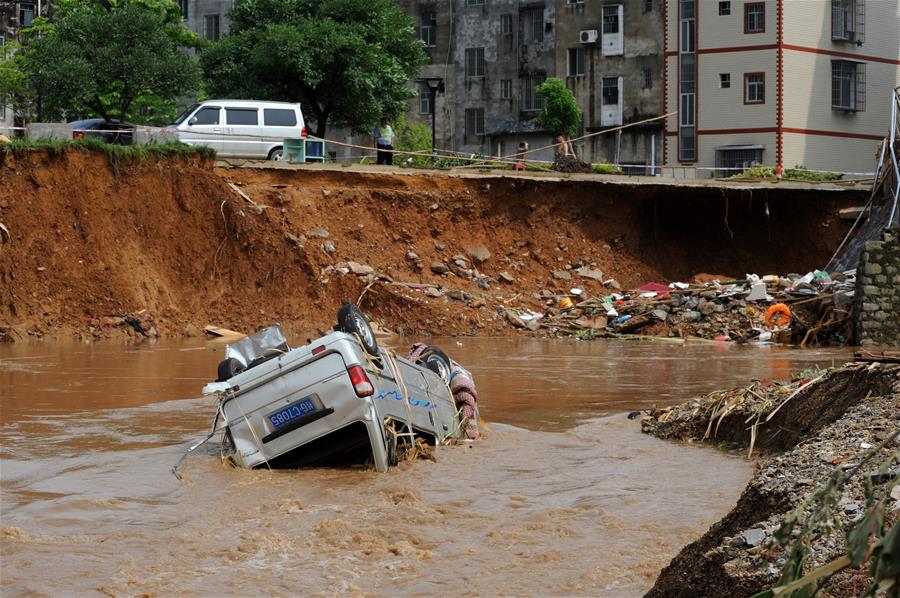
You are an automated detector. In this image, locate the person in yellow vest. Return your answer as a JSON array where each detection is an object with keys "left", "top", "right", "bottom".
[{"left": 373, "top": 117, "right": 396, "bottom": 165}]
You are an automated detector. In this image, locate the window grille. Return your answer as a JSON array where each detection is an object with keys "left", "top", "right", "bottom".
[
  {"left": 832, "top": 60, "right": 866, "bottom": 111},
  {"left": 832, "top": 0, "right": 865, "bottom": 43},
  {"left": 500, "top": 14, "right": 513, "bottom": 35},
  {"left": 524, "top": 9, "right": 544, "bottom": 43},
  {"left": 465, "top": 108, "right": 485, "bottom": 136},
  {"left": 602, "top": 77, "right": 619, "bottom": 105},
  {"left": 465, "top": 48, "right": 485, "bottom": 77},
  {"left": 500, "top": 79, "right": 512, "bottom": 99},
  {"left": 523, "top": 74, "right": 546, "bottom": 111},
  {"left": 643, "top": 67, "right": 652, "bottom": 89}
]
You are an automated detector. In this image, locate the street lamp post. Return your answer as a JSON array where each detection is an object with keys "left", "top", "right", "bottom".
[{"left": 423, "top": 77, "right": 444, "bottom": 160}]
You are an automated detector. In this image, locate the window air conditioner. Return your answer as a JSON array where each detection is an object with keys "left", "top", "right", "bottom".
[{"left": 579, "top": 30, "right": 599, "bottom": 44}]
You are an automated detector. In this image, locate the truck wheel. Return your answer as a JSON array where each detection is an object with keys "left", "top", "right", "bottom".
[
  {"left": 338, "top": 303, "right": 379, "bottom": 356},
  {"left": 421, "top": 347, "right": 452, "bottom": 384},
  {"left": 217, "top": 357, "right": 245, "bottom": 382}
]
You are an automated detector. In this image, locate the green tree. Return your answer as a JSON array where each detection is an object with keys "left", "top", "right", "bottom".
[
  {"left": 200, "top": 0, "right": 428, "bottom": 138},
  {"left": 394, "top": 117, "right": 432, "bottom": 167},
  {"left": 535, "top": 78, "right": 582, "bottom": 138},
  {"left": 20, "top": 2, "right": 201, "bottom": 123}
]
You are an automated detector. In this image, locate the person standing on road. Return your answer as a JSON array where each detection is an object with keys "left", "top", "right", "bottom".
[{"left": 373, "top": 117, "right": 396, "bottom": 166}]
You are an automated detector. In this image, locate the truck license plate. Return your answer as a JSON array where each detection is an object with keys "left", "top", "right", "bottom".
[{"left": 267, "top": 397, "right": 317, "bottom": 429}]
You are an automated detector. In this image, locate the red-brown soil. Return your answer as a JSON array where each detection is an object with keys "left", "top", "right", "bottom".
[{"left": 0, "top": 149, "right": 864, "bottom": 342}]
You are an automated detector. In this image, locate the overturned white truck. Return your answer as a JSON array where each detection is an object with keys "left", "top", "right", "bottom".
[{"left": 202, "top": 305, "right": 464, "bottom": 471}]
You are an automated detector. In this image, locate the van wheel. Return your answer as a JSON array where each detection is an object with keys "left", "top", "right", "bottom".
[
  {"left": 217, "top": 357, "right": 245, "bottom": 382},
  {"left": 420, "top": 347, "right": 452, "bottom": 384},
  {"left": 337, "top": 303, "right": 379, "bottom": 356},
  {"left": 268, "top": 147, "right": 284, "bottom": 161}
]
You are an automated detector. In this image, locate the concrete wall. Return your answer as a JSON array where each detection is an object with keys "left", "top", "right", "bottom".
[
  {"left": 855, "top": 228, "right": 900, "bottom": 347},
  {"left": 555, "top": 0, "right": 664, "bottom": 167},
  {"left": 183, "top": 0, "right": 235, "bottom": 41}
]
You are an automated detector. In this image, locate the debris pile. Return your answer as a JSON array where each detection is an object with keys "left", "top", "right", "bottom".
[
  {"left": 641, "top": 361, "right": 900, "bottom": 598},
  {"left": 533, "top": 270, "right": 857, "bottom": 346}
]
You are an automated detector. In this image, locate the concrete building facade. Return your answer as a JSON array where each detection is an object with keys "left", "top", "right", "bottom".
[
  {"left": 664, "top": 0, "right": 900, "bottom": 176},
  {"left": 1, "top": 1, "right": 49, "bottom": 127},
  {"left": 179, "top": 0, "right": 235, "bottom": 43},
  {"left": 554, "top": 0, "right": 665, "bottom": 171}
]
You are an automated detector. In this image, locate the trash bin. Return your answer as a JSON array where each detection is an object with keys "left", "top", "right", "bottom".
[{"left": 283, "top": 138, "right": 305, "bottom": 163}]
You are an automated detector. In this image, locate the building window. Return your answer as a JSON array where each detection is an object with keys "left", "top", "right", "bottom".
[
  {"left": 719, "top": 73, "right": 731, "bottom": 88},
  {"left": 602, "top": 5, "right": 620, "bottom": 35},
  {"left": 465, "top": 0, "right": 484, "bottom": 6},
  {"left": 567, "top": 48, "right": 585, "bottom": 77},
  {"left": 716, "top": 147, "right": 763, "bottom": 176},
  {"left": 419, "top": 82, "right": 431, "bottom": 114},
  {"left": 644, "top": 0, "right": 653, "bottom": 13},
  {"left": 19, "top": 3, "right": 36, "bottom": 26},
  {"left": 465, "top": 108, "right": 485, "bottom": 136},
  {"left": 523, "top": 74, "right": 546, "bottom": 111},
  {"left": 567, "top": 0, "right": 585, "bottom": 4},
  {"left": 500, "top": 79, "right": 512, "bottom": 99},
  {"left": 678, "top": 0, "right": 696, "bottom": 162},
  {"left": 465, "top": 48, "right": 485, "bottom": 77},
  {"left": 832, "top": 60, "right": 866, "bottom": 111},
  {"left": 744, "top": 2, "right": 765, "bottom": 33},
  {"left": 500, "top": 14, "right": 513, "bottom": 35},
  {"left": 832, "top": 0, "right": 865, "bottom": 43},
  {"left": 524, "top": 8, "right": 544, "bottom": 43},
  {"left": 420, "top": 13, "right": 436, "bottom": 47},
  {"left": 718, "top": 1, "right": 731, "bottom": 15},
  {"left": 203, "top": 14, "right": 220, "bottom": 41},
  {"left": 602, "top": 77, "right": 619, "bottom": 106},
  {"left": 744, "top": 72, "right": 765, "bottom": 104},
  {"left": 179, "top": 0, "right": 189, "bottom": 18},
  {"left": 642, "top": 67, "right": 652, "bottom": 89}
]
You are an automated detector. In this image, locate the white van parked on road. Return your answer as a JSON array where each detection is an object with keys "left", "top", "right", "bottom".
[{"left": 170, "top": 100, "right": 306, "bottom": 160}]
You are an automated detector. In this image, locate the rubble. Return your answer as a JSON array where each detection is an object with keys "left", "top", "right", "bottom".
[{"left": 642, "top": 362, "right": 900, "bottom": 598}]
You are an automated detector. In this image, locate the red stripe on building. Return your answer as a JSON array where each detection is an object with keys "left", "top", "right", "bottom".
[
  {"left": 697, "top": 44, "right": 778, "bottom": 54},
  {"left": 782, "top": 44, "right": 900, "bottom": 65},
  {"left": 699, "top": 127, "right": 778, "bottom": 135},
  {"left": 782, "top": 128, "right": 885, "bottom": 141}
]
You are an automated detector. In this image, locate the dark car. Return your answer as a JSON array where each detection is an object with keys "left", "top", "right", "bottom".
[{"left": 69, "top": 118, "right": 135, "bottom": 145}]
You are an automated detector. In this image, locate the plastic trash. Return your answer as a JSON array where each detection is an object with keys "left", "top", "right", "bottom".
[
  {"left": 746, "top": 282, "right": 767, "bottom": 301},
  {"left": 616, "top": 315, "right": 632, "bottom": 324}
]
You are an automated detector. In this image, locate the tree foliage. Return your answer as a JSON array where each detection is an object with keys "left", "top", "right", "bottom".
[
  {"left": 200, "top": 0, "right": 428, "bottom": 137},
  {"left": 18, "top": 1, "right": 200, "bottom": 123},
  {"left": 535, "top": 78, "right": 582, "bottom": 138}
]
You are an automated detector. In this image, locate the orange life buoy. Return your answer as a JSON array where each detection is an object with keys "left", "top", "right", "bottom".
[{"left": 764, "top": 303, "right": 792, "bottom": 328}]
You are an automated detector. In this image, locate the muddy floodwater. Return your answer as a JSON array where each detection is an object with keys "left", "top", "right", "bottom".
[{"left": 1, "top": 338, "right": 853, "bottom": 597}]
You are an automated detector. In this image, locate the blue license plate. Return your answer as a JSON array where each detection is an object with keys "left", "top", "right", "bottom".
[{"left": 267, "top": 397, "right": 317, "bottom": 429}]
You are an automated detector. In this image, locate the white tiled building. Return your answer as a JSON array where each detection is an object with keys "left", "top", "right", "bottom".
[{"left": 664, "top": 0, "right": 900, "bottom": 175}]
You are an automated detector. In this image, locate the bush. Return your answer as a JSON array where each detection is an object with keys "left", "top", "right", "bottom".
[
  {"left": 592, "top": 163, "right": 623, "bottom": 175},
  {"left": 783, "top": 165, "right": 843, "bottom": 182},
  {"left": 394, "top": 118, "right": 432, "bottom": 168}
]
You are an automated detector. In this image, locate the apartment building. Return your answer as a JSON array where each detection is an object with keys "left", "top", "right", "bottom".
[
  {"left": 179, "top": 0, "right": 235, "bottom": 43},
  {"left": 664, "top": 0, "right": 900, "bottom": 176},
  {"left": 555, "top": 0, "right": 664, "bottom": 171},
  {"left": 399, "top": 0, "right": 560, "bottom": 161},
  {"left": 1, "top": 1, "right": 52, "bottom": 127}
]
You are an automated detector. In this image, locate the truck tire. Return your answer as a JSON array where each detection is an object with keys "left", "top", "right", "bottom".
[
  {"left": 421, "top": 346, "right": 452, "bottom": 384},
  {"left": 337, "top": 303, "right": 379, "bottom": 356},
  {"left": 217, "top": 357, "right": 246, "bottom": 382}
]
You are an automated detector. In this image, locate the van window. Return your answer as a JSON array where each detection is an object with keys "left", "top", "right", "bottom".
[
  {"left": 193, "top": 106, "right": 220, "bottom": 125},
  {"left": 226, "top": 108, "right": 259, "bottom": 126},
  {"left": 264, "top": 108, "right": 297, "bottom": 127}
]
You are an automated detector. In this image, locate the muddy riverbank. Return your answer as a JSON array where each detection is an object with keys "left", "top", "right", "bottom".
[
  {"left": 640, "top": 361, "right": 900, "bottom": 598},
  {"left": 1, "top": 337, "right": 859, "bottom": 596},
  {"left": 0, "top": 148, "right": 862, "bottom": 343}
]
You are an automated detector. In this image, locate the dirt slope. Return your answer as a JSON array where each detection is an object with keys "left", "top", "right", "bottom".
[{"left": 0, "top": 149, "right": 862, "bottom": 341}]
